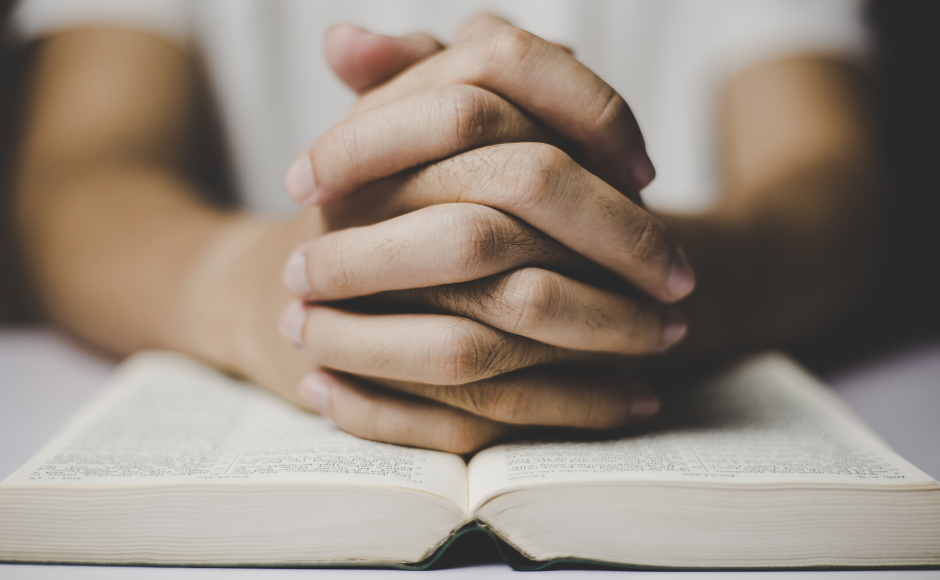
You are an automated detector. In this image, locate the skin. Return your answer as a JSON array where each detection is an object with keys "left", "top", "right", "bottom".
[{"left": 13, "top": 15, "right": 879, "bottom": 453}]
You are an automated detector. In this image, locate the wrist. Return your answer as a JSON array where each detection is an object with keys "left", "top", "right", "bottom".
[
  {"left": 173, "top": 215, "right": 282, "bottom": 372},
  {"left": 173, "top": 210, "right": 323, "bottom": 381}
]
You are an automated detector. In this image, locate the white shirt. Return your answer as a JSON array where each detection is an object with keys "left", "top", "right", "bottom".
[{"left": 13, "top": 0, "right": 866, "bottom": 215}]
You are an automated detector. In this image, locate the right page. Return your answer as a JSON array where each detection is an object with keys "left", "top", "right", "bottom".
[{"left": 468, "top": 352, "right": 937, "bottom": 513}]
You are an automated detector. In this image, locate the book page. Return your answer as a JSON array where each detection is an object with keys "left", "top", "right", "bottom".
[
  {"left": 3, "top": 352, "right": 468, "bottom": 511},
  {"left": 468, "top": 353, "right": 936, "bottom": 512}
]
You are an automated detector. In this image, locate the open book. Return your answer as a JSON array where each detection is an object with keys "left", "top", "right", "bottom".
[{"left": 1, "top": 351, "right": 938, "bottom": 569}]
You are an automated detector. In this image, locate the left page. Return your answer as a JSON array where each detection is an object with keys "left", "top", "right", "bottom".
[{"left": 2, "top": 351, "right": 468, "bottom": 510}]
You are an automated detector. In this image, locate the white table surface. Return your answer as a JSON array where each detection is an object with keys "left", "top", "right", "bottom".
[{"left": 1, "top": 326, "right": 938, "bottom": 580}]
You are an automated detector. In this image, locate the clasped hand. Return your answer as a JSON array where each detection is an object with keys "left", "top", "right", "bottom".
[{"left": 277, "top": 15, "right": 695, "bottom": 453}]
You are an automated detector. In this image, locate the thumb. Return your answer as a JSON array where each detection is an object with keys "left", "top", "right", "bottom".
[{"left": 325, "top": 24, "right": 443, "bottom": 94}]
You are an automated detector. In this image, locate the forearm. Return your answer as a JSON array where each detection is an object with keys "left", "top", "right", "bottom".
[
  {"left": 650, "top": 57, "right": 881, "bottom": 360},
  {"left": 16, "top": 157, "right": 325, "bottom": 403},
  {"left": 16, "top": 162, "right": 235, "bottom": 355},
  {"left": 12, "top": 28, "right": 312, "bottom": 376},
  {"left": 658, "top": 159, "right": 881, "bottom": 358}
]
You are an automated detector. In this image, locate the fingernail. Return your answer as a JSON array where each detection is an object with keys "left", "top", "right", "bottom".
[
  {"left": 333, "top": 23, "right": 379, "bottom": 39},
  {"left": 332, "top": 23, "right": 367, "bottom": 35},
  {"left": 664, "top": 247, "right": 695, "bottom": 301},
  {"left": 285, "top": 155, "right": 316, "bottom": 205},
  {"left": 627, "top": 152, "right": 655, "bottom": 190},
  {"left": 283, "top": 250, "right": 312, "bottom": 296},
  {"left": 660, "top": 309, "right": 687, "bottom": 350},
  {"left": 278, "top": 301, "right": 306, "bottom": 345},
  {"left": 630, "top": 387, "right": 660, "bottom": 419},
  {"left": 299, "top": 373, "right": 332, "bottom": 416}
]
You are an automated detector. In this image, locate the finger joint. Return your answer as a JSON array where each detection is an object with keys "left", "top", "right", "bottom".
[
  {"left": 481, "top": 27, "right": 538, "bottom": 77},
  {"left": 499, "top": 268, "right": 560, "bottom": 335},
  {"left": 440, "top": 86, "right": 492, "bottom": 154}
]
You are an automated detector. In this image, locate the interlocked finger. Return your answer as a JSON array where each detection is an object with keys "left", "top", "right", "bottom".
[
  {"left": 296, "top": 366, "right": 660, "bottom": 453},
  {"left": 284, "top": 203, "right": 590, "bottom": 302},
  {"left": 279, "top": 303, "right": 571, "bottom": 385},
  {"left": 374, "top": 367, "right": 660, "bottom": 429},
  {"left": 318, "top": 144, "right": 694, "bottom": 303},
  {"left": 369, "top": 267, "right": 687, "bottom": 354},
  {"left": 298, "top": 370, "right": 516, "bottom": 454},
  {"left": 349, "top": 23, "right": 654, "bottom": 194},
  {"left": 291, "top": 85, "right": 557, "bottom": 205}
]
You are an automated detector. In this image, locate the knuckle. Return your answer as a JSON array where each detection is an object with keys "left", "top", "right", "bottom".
[
  {"left": 475, "top": 383, "right": 534, "bottom": 424},
  {"left": 499, "top": 143, "right": 571, "bottom": 213},
  {"left": 432, "top": 322, "right": 535, "bottom": 385},
  {"left": 591, "top": 89, "right": 630, "bottom": 137},
  {"left": 432, "top": 323, "right": 491, "bottom": 384},
  {"left": 438, "top": 86, "right": 491, "bottom": 153},
  {"left": 448, "top": 206, "right": 504, "bottom": 277},
  {"left": 483, "top": 26, "right": 538, "bottom": 73},
  {"left": 624, "top": 217, "right": 669, "bottom": 268},
  {"left": 499, "top": 268, "right": 559, "bottom": 334}
]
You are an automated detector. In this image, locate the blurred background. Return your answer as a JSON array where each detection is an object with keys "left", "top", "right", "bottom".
[
  {"left": 1, "top": 0, "right": 31, "bottom": 323},
  {"left": 790, "top": 0, "right": 940, "bottom": 371},
  {"left": 1, "top": 0, "right": 938, "bottom": 369}
]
